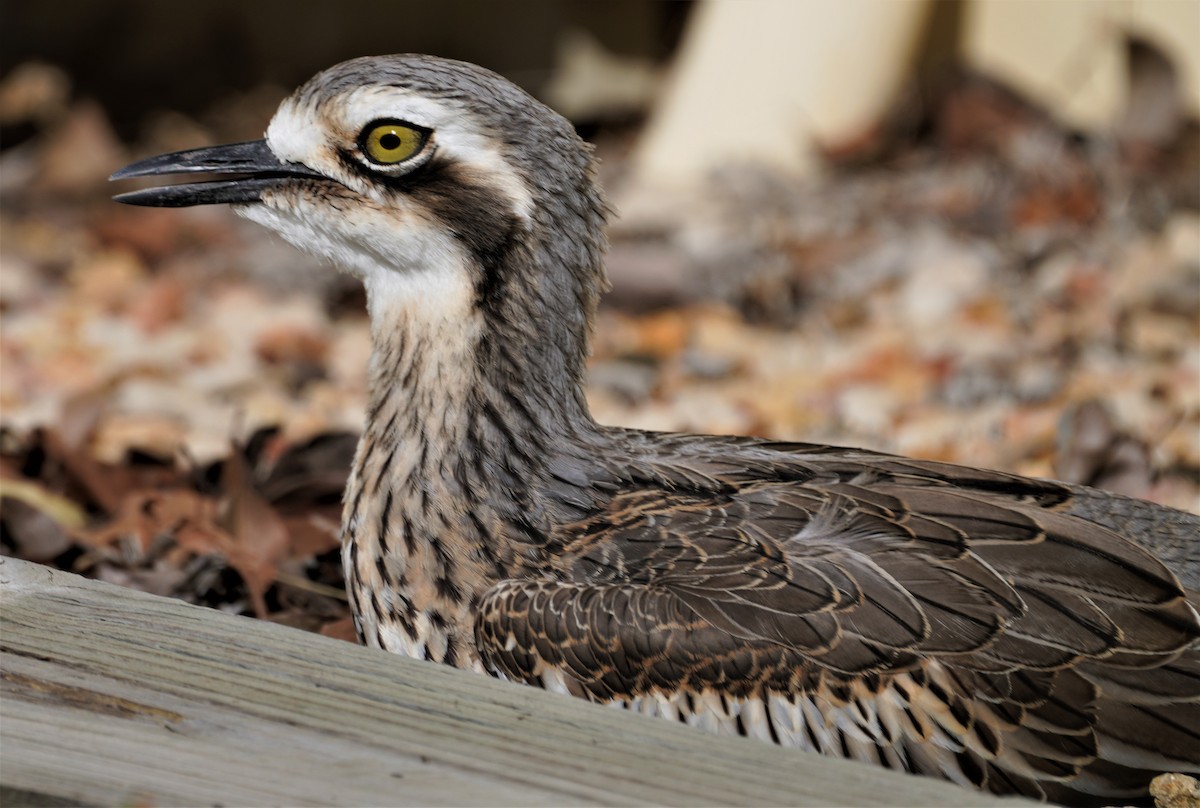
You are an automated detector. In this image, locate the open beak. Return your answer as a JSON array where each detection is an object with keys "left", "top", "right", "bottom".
[{"left": 110, "top": 139, "right": 326, "bottom": 207}]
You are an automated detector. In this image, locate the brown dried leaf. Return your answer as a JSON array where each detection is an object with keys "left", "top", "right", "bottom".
[
  {"left": 81, "top": 488, "right": 223, "bottom": 555},
  {"left": 40, "top": 428, "right": 127, "bottom": 514},
  {"left": 281, "top": 511, "right": 341, "bottom": 559},
  {"left": 319, "top": 616, "right": 359, "bottom": 643},
  {"left": 218, "top": 447, "right": 290, "bottom": 617}
]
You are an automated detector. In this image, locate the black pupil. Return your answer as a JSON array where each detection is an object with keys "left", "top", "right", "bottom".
[{"left": 379, "top": 132, "right": 402, "bottom": 150}]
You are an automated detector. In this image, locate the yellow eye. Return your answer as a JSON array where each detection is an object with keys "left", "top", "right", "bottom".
[{"left": 360, "top": 121, "right": 428, "bottom": 165}]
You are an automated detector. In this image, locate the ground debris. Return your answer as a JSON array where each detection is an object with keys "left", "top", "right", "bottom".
[
  {"left": 0, "top": 425, "right": 353, "bottom": 633},
  {"left": 1, "top": 60, "right": 1196, "bottom": 628}
]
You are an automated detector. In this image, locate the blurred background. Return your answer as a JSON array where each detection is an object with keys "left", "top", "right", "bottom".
[{"left": 2, "top": 0, "right": 1197, "bottom": 632}]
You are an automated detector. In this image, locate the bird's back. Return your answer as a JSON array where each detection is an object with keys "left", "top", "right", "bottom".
[{"left": 476, "top": 430, "right": 1200, "bottom": 804}]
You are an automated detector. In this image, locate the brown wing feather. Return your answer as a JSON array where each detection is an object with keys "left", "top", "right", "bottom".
[{"left": 475, "top": 441, "right": 1200, "bottom": 802}]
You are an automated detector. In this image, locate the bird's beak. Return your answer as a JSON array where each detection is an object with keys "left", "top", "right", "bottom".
[{"left": 110, "top": 139, "right": 325, "bottom": 207}]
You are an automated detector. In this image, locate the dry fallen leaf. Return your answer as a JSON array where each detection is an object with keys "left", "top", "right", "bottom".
[
  {"left": 319, "top": 616, "right": 359, "bottom": 643},
  {"left": 81, "top": 488, "right": 224, "bottom": 556},
  {"left": 217, "top": 446, "right": 291, "bottom": 617}
]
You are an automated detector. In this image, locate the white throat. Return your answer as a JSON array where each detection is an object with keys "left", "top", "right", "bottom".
[{"left": 359, "top": 250, "right": 484, "bottom": 423}]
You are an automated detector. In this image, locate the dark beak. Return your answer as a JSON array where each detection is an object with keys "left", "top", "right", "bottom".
[{"left": 110, "top": 139, "right": 326, "bottom": 207}]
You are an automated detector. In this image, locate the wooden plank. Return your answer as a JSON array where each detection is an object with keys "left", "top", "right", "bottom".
[{"left": 0, "top": 557, "right": 1029, "bottom": 807}]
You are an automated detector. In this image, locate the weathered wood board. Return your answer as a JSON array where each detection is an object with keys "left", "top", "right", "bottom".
[{"left": 0, "top": 556, "right": 1029, "bottom": 807}]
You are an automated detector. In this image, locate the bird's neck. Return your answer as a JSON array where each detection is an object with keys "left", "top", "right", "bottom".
[{"left": 341, "top": 260, "right": 598, "bottom": 665}]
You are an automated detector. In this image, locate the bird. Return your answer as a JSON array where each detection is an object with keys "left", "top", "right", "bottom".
[{"left": 112, "top": 54, "right": 1199, "bottom": 805}]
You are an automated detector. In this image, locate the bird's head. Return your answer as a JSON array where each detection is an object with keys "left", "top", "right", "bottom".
[{"left": 112, "top": 54, "right": 609, "bottom": 350}]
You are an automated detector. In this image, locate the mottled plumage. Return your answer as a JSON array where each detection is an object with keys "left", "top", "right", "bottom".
[{"left": 113, "top": 54, "right": 1199, "bottom": 805}]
